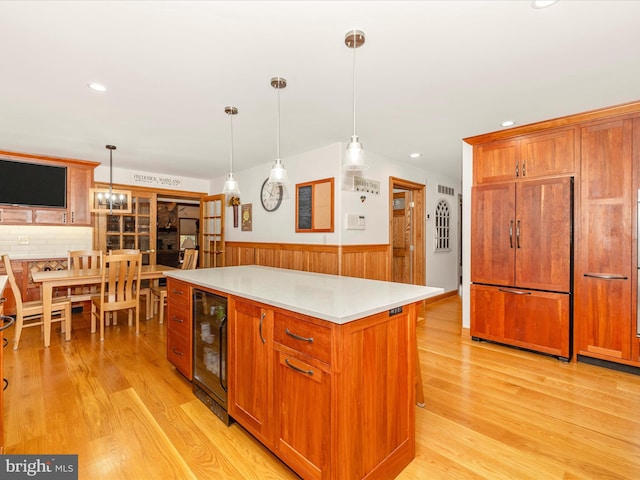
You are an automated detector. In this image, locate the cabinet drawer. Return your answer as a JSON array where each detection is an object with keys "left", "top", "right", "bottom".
[
  {"left": 167, "top": 330, "right": 191, "bottom": 379},
  {"left": 274, "top": 312, "right": 331, "bottom": 364},
  {"left": 167, "top": 300, "right": 190, "bottom": 338},
  {"left": 166, "top": 278, "right": 190, "bottom": 307}
]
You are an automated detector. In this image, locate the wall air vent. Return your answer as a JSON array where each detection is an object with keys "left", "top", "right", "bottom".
[{"left": 437, "top": 184, "right": 455, "bottom": 196}]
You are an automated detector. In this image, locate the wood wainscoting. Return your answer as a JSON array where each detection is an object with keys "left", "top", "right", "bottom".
[{"left": 225, "top": 242, "right": 391, "bottom": 280}]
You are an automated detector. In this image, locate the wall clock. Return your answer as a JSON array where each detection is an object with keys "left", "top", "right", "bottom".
[{"left": 260, "top": 178, "right": 283, "bottom": 212}]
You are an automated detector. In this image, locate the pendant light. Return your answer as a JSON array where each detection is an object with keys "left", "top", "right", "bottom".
[
  {"left": 222, "top": 106, "right": 241, "bottom": 198},
  {"left": 344, "top": 29, "right": 368, "bottom": 170},
  {"left": 268, "top": 76, "right": 289, "bottom": 185},
  {"left": 89, "top": 144, "right": 132, "bottom": 214}
]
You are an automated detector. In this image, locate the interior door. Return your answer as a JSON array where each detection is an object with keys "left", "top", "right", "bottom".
[
  {"left": 200, "top": 194, "right": 225, "bottom": 268},
  {"left": 392, "top": 191, "right": 412, "bottom": 284}
]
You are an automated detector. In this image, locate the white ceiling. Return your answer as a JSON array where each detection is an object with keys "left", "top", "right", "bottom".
[{"left": 1, "top": 1, "right": 639, "bottom": 184}]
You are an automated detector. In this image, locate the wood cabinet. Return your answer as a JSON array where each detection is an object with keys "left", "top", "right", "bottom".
[
  {"left": 228, "top": 297, "right": 272, "bottom": 446},
  {"left": 471, "top": 166, "right": 573, "bottom": 358},
  {"left": 228, "top": 296, "right": 416, "bottom": 480},
  {"left": 0, "top": 151, "right": 97, "bottom": 226},
  {"left": 166, "top": 278, "right": 192, "bottom": 379},
  {"left": 575, "top": 118, "right": 635, "bottom": 362},
  {"left": 471, "top": 177, "right": 572, "bottom": 291},
  {"left": 474, "top": 128, "right": 575, "bottom": 184},
  {"left": 272, "top": 312, "right": 331, "bottom": 480},
  {"left": 471, "top": 284, "right": 571, "bottom": 359},
  {"left": 94, "top": 187, "right": 157, "bottom": 265},
  {"left": 67, "top": 165, "right": 93, "bottom": 225}
]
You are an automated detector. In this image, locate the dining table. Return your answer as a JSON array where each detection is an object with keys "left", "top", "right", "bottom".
[{"left": 32, "top": 264, "right": 177, "bottom": 346}]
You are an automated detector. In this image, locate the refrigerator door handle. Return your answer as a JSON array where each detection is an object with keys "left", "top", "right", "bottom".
[{"left": 509, "top": 220, "right": 514, "bottom": 248}]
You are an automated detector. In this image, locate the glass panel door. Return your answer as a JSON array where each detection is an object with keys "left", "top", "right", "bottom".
[
  {"left": 95, "top": 187, "right": 157, "bottom": 265},
  {"left": 200, "top": 194, "right": 225, "bottom": 268}
]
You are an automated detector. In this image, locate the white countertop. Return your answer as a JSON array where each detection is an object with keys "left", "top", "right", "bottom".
[
  {"left": 166, "top": 266, "right": 444, "bottom": 324},
  {"left": 0, "top": 275, "right": 7, "bottom": 298}
]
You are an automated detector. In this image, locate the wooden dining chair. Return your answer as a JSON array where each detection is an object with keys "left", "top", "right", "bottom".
[
  {"left": 91, "top": 252, "right": 142, "bottom": 341},
  {"left": 151, "top": 249, "right": 198, "bottom": 324},
  {"left": 108, "top": 249, "right": 152, "bottom": 319},
  {"left": 67, "top": 250, "right": 103, "bottom": 306},
  {"left": 2, "top": 254, "right": 72, "bottom": 349}
]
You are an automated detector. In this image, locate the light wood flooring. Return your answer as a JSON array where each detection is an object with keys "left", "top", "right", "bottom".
[{"left": 3, "top": 296, "right": 640, "bottom": 479}]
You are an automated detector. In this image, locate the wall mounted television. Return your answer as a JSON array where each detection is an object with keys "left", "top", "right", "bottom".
[{"left": 0, "top": 158, "right": 67, "bottom": 208}]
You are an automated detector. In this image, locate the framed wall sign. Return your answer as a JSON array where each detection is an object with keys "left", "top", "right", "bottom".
[
  {"left": 296, "top": 177, "right": 334, "bottom": 233},
  {"left": 241, "top": 203, "right": 252, "bottom": 231}
]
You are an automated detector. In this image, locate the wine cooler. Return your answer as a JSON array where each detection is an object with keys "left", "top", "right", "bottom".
[{"left": 192, "top": 288, "right": 231, "bottom": 425}]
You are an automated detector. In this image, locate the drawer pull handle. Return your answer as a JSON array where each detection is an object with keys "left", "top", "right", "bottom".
[
  {"left": 285, "top": 328, "right": 314, "bottom": 343},
  {"left": 172, "top": 289, "right": 184, "bottom": 295},
  {"left": 583, "top": 273, "right": 628, "bottom": 280},
  {"left": 172, "top": 347, "right": 184, "bottom": 357},
  {"left": 498, "top": 288, "right": 531, "bottom": 295},
  {"left": 171, "top": 316, "right": 184, "bottom": 324},
  {"left": 0, "top": 297, "right": 6, "bottom": 304},
  {"left": 285, "top": 358, "right": 313, "bottom": 376}
]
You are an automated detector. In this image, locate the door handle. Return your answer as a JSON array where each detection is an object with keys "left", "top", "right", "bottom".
[
  {"left": 509, "top": 220, "right": 514, "bottom": 248},
  {"left": 583, "top": 273, "right": 628, "bottom": 280}
]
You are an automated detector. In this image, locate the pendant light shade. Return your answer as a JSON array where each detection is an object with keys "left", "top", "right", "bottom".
[
  {"left": 222, "top": 106, "right": 241, "bottom": 198},
  {"left": 344, "top": 29, "right": 368, "bottom": 170},
  {"left": 268, "top": 76, "right": 289, "bottom": 185}
]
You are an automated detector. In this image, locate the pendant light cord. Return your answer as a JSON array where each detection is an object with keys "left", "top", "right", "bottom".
[
  {"left": 108, "top": 146, "right": 113, "bottom": 214},
  {"left": 352, "top": 35, "right": 357, "bottom": 138},
  {"left": 229, "top": 113, "right": 234, "bottom": 173},
  {"left": 276, "top": 81, "right": 281, "bottom": 159}
]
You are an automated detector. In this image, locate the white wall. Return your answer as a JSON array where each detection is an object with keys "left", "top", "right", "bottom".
[
  {"left": 461, "top": 141, "right": 473, "bottom": 329},
  {"left": 212, "top": 142, "right": 461, "bottom": 293},
  {"left": 95, "top": 165, "right": 210, "bottom": 194}
]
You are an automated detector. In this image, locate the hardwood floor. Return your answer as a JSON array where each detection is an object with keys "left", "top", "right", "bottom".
[{"left": 3, "top": 296, "right": 640, "bottom": 479}]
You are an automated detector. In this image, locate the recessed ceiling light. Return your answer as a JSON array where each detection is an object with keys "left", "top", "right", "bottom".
[
  {"left": 88, "top": 83, "right": 107, "bottom": 92},
  {"left": 501, "top": 120, "right": 515, "bottom": 127},
  {"left": 531, "top": 0, "right": 558, "bottom": 9},
  {"left": 409, "top": 153, "right": 422, "bottom": 159}
]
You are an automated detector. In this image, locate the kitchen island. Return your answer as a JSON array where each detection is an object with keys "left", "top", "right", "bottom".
[{"left": 165, "top": 266, "right": 443, "bottom": 480}]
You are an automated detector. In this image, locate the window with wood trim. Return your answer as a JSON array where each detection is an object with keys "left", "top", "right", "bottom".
[{"left": 434, "top": 199, "right": 451, "bottom": 252}]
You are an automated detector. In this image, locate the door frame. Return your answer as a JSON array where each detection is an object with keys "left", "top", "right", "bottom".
[{"left": 389, "top": 177, "right": 425, "bottom": 285}]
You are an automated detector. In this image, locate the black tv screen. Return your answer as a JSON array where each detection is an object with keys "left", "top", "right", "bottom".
[{"left": 0, "top": 159, "right": 67, "bottom": 208}]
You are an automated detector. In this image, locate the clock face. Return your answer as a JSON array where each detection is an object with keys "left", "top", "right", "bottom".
[{"left": 260, "top": 178, "right": 283, "bottom": 212}]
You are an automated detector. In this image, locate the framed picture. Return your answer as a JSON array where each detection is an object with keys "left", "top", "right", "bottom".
[
  {"left": 295, "top": 177, "right": 334, "bottom": 232},
  {"left": 241, "top": 203, "right": 252, "bottom": 231}
]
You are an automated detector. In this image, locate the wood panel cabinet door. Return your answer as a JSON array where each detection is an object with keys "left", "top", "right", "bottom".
[
  {"left": 520, "top": 128, "right": 575, "bottom": 179},
  {"left": 516, "top": 177, "right": 572, "bottom": 292},
  {"left": 576, "top": 118, "right": 634, "bottom": 360},
  {"left": 273, "top": 349, "right": 331, "bottom": 480},
  {"left": 67, "top": 166, "right": 93, "bottom": 225},
  {"left": 228, "top": 298, "right": 272, "bottom": 446},
  {"left": 474, "top": 139, "right": 519, "bottom": 184},
  {"left": 33, "top": 208, "right": 67, "bottom": 224},
  {"left": 471, "top": 183, "right": 515, "bottom": 285},
  {"left": 471, "top": 284, "right": 570, "bottom": 359}
]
